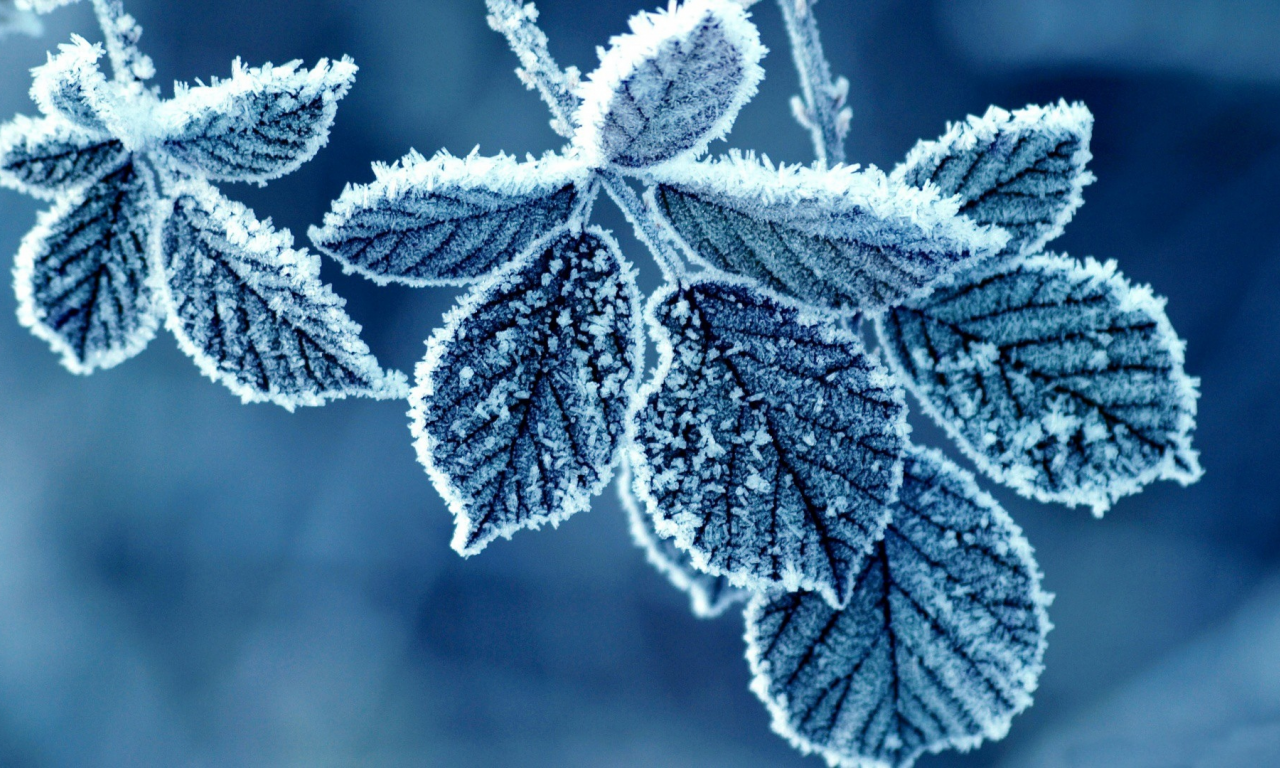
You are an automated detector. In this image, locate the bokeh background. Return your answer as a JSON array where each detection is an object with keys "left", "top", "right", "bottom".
[{"left": 1, "top": 0, "right": 1278, "bottom": 765}]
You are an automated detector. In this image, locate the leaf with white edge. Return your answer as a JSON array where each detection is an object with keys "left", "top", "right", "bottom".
[
  {"left": 30, "top": 36, "right": 111, "bottom": 132},
  {"left": 878, "top": 254, "right": 1202, "bottom": 515},
  {"left": 156, "top": 57, "right": 356, "bottom": 184},
  {"left": 159, "top": 180, "right": 408, "bottom": 409},
  {"left": 574, "top": 0, "right": 765, "bottom": 170},
  {"left": 309, "top": 150, "right": 589, "bottom": 286},
  {"left": 620, "top": 459, "right": 749, "bottom": 619},
  {"left": 629, "top": 279, "right": 907, "bottom": 609},
  {"left": 14, "top": 160, "right": 160, "bottom": 373},
  {"left": 649, "top": 154, "right": 1009, "bottom": 312},
  {"left": 410, "top": 227, "right": 642, "bottom": 555},
  {"left": 0, "top": 116, "right": 126, "bottom": 198},
  {"left": 893, "top": 102, "right": 1094, "bottom": 260},
  {"left": 745, "top": 445, "right": 1050, "bottom": 768}
]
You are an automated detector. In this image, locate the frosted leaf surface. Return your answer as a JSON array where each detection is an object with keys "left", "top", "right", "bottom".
[
  {"left": 878, "top": 254, "right": 1202, "bottom": 515},
  {"left": 159, "top": 180, "right": 408, "bottom": 409},
  {"left": 410, "top": 228, "right": 642, "bottom": 556},
  {"left": 574, "top": 0, "right": 765, "bottom": 170},
  {"left": 0, "top": 116, "right": 125, "bottom": 198},
  {"left": 650, "top": 155, "right": 1009, "bottom": 312},
  {"left": 745, "top": 445, "right": 1049, "bottom": 768},
  {"left": 620, "top": 459, "right": 749, "bottom": 619},
  {"left": 30, "top": 36, "right": 110, "bottom": 132},
  {"left": 893, "top": 102, "right": 1094, "bottom": 260},
  {"left": 14, "top": 160, "right": 159, "bottom": 373},
  {"left": 309, "top": 151, "right": 587, "bottom": 286},
  {"left": 629, "top": 279, "right": 907, "bottom": 608},
  {"left": 157, "top": 57, "right": 356, "bottom": 184}
]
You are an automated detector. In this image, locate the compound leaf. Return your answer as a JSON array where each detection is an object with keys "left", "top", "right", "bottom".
[
  {"left": 745, "top": 445, "right": 1050, "bottom": 768},
  {"left": 878, "top": 254, "right": 1202, "bottom": 515},
  {"left": 14, "top": 159, "right": 159, "bottom": 373},
  {"left": 159, "top": 180, "right": 408, "bottom": 409},
  {"left": 650, "top": 155, "right": 1008, "bottom": 312},
  {"left": 629, "top": 278, "right": 907, "bottom": 609},
  {"left": 309, "top": 150, "right": 587, "bottom": 286},
  {"left": 0, "top": 115, "right": 126, "bottom": 199},
  {"left": 157, "top": 57, "right": 356, "bottom": 184},
  {"left": 410, "top": 227, "right": 642, "bottom": 555},
  {"left": 620, "top": 459, "right": 749, "bottom": 619},
  {"left": 893, "top": 102, "right": 1094, "bottom": 260},
  {"left": 29, "top": 36, "right": 111, "bottom": 133},
  {"left": 574, "top": 0, "right": 764, "bottom": 170}
]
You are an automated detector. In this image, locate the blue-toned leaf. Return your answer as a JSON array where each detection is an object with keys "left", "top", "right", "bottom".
[
  {"left": 156, "top": 57, "right": 356, "bottom": 184},
  {"left": 14, "top": 159, "right": 159, "bottom": 373},
  {"left": 158, "top": 180, "right": 408, "bottom": 409},
  {"left": 410, "top": 227, "right": 642, "bottom": 555},
  {"left": 29, "top": 36, "right": 111, "bottom": 132},
  {"left": 629, "top": 279, "right": 908, "bottom": 608},
  {"left": 574, "top": 0, "right": 765, "bottom": 170},
  {"left": 649, "top": 154, "right": 1009, "bottom": 312},
  {"left": 0, "top": 116, "right": 126, "bottom": 198},
  {"left": 620, "top": 459, "right": 749, "bottom": 619},
  {"left": 893, "top": 102, "right": 1094, "bottom": 260},
  {"left": 746, "top": 445, "right": 1049, "bottom": 768},
  {"left": 309, "top": 150, "right": 588, "bottom": 287},
  {"left": 878, "top": 254, "right": 1202, "bottom": 515}
]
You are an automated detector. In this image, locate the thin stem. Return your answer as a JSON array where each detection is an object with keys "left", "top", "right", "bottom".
[
  {"left": 777, "top": 0, "right": 850, "bottom": 168},
  {"left": 600, "top": 170, "right": 686, "bottom": 280},
  {"left": 89, "top": 0, "right": 152, "bottom": 83},
  {"left": 484, "top": 0, "right": 581, "bottom": 138}
]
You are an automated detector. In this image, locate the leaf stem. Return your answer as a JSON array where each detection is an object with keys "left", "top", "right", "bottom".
[
  {"left": 89, "top": 0, "right": 152, "bottom": 83},
  {"left": 484, "top": 0, "right": 581, "bottom": 138},
  {"left": 776, "top": 0, "right": 849, "bottom": 168},
  {"left": 600, "top": 170, "right": 687, "bottom": 280}
]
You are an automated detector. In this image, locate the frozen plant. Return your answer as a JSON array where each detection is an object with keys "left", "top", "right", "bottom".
[{"left": 0, "top": 0, "right": 406, "bottom": 408}]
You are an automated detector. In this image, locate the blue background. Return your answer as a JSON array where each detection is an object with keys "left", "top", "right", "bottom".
[{"left": 0, "top": 0, "right": 1278, "bottom": 765}]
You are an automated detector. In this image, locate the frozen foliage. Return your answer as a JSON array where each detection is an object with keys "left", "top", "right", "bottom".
[
  {"left": 878, "top": 255, "right": 1202, "bottom": 514},
  {"left": 893, "top": 102, "right": 1095, "bottom": 260},
  {"left": 409, "top": 228, "right": 642, "bottom": 556},
  {"left": 574, "top": 0, "right": 765, "bottom": 170},
  {"left": 629, "top": 279, "right": 907, "bottom": 608},
  {"left": 745, "top": 445, "right": 1050, "bottom": 768},
  {"left": 620, "top": 460, "right": 749, "bottom": 618},
  {"left": 310, "top": 151, "right": 588, "bottom": 286},
  {"left": 649, "top": 153, "right": 1010, "bottom": 311},
  {"left": 0, "top": 0, "right": 402, "bottom": 406}
]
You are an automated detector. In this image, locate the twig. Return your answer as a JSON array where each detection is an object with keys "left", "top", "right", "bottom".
[
  {"left": 89, "top": 0, "right": 153, "bottom": 83},
  {"left": 776, "top": 0, "right": 850, "bottom": 168}
]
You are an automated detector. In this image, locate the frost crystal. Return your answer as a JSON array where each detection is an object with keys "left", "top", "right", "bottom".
[
  {"left": 649, "top": 153, "right": 1010, "bottom": 311},
  {"left": 410, "top": 228, "right": 642, "bottom": 555},
  {"left": 745, "top": 445, "right": 1050, "bottom": 768},
  {"left": 574, "top": 0, "right": 765, "bottom": 170},
  {"left": 879, "top": 254, "right": 1202, "bottom": 514},
  {"left": 29, "top": 37, "right": 111, "bottom": 132},
  {"left": 629, "top": 279, "right": 907, "bottom": 608},
  {"left": 310, "top": 151, "right": 588, "bottom": 286}
]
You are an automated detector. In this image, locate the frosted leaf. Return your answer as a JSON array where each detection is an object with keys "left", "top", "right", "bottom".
[
  {"left": 14, "top": 159, "right": 160, "bottom": 373},
  {"left": 309, "top": 150, "right": 589, "bottom": 286},
  {"left": 745, "top": 445, "right": 1050, "bottom": 768},
  {"left": 30, "top": 36, "right": 111, "bottom": 132},
  {"left": 157, "top": 57, "right": 357, "bottom": 184},
  {"left": 410, "top": 227, "right": 642, "bottom": 555},
  {"left": 649, "top": 154, "right": 1009, "bottom": 312},
  {"left": 0, "top": 115, "right": 126, "bottom": 198},
  {"left": 878, "top": 254, "right": 1202, "bottom": 515},
  {"left": 629, "top": 278, "right": 908, "bottom": 608},
  {"left": 574, "top": 0, "right": 765, "bottom": 170},
  {"left": 158, "top": 180, "right": 408, "bottom": 409},
  {"left": 893, "top": 102, "right": 1094, "bottom": 260},
  {"left": 620, "top": 459, "right": 749, "bottom": 619}
]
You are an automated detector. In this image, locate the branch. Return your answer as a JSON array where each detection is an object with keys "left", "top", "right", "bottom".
[
  {"left": 777, "top": 0, "right": 850, "bottom": 168},
  {"left": 484, "top": 0, "right": 581, "bottom": 138},
  {"left": 89, "top": 0, "right": 153, "bottom": 83}
]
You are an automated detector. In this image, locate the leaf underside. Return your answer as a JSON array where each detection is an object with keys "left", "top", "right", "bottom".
[
  {"left": 15, "top": 159, "right": 159, "bottom": 373},
  {"left": 746, "top": 445, "right": 1048, "bottom": 768},
  {"left": 411, "top": 228, "right": 642, "bottom": 555},
  {"left": 878, "top": 254, "right": 1201, "bottom": 514},
  {"left": 630, "top": 279, "right": 907, "bottom": 608}
]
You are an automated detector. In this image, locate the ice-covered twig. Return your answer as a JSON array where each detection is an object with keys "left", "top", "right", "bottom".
[
  {"left": 484, "top": 0, "right": 580, "bottom": 138},
  {"left": 600, "top": 169, "right": 686, "bottom": 278},
  {"left": 88, "top": 0, "right": 153, "bottom": 82},
  {"left": 776, "top": 0, "right": 850, "bottom": 168}
]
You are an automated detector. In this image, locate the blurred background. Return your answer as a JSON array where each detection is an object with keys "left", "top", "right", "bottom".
[{"left": 0, "top": 0, "right": 1278, "bottom": 765}]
